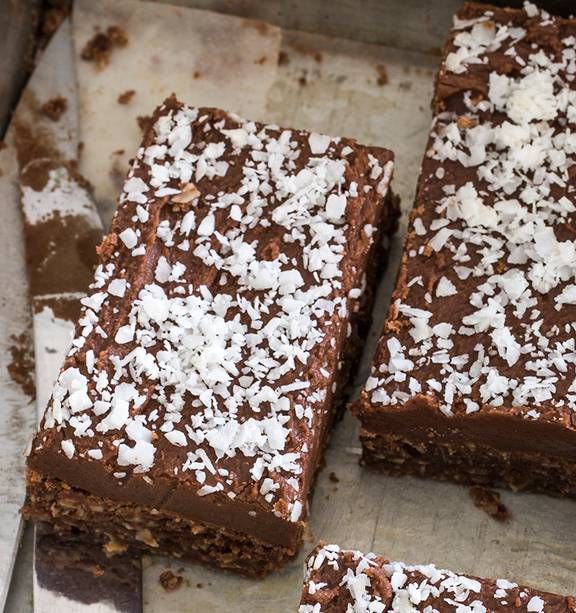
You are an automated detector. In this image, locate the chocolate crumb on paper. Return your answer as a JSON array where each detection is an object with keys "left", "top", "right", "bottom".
[
  {"left": 81, "top": 25, "right": 128, "bottom": 69},
  {"left": 159, "top": 569, "right": 183, "bottom": 592},
  {"left": 278, "top": 51, "right": 290, "bottom": 66},
  {"left": 469, "top": 486, "right": 511, "bottom": 523},
  {"left": 375, "top": 64, "right": 389, "bottom": 86},
  {"left": 117, "top": 90, "right": 135, "bottom": 105},
  {"left": 40, "top": 96, "right": 68, "bottom": 122}
]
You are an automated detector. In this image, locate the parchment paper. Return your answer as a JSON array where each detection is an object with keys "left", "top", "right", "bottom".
[
  {"left": 73, "top": 0, "right": 282, "bottom": 222},
  {"left": 6, "top": 3, "right": 576, "bottom": 612}
]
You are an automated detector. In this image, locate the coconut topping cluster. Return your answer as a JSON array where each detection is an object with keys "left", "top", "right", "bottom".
[
  {"left": 299, "top": 544, "right": 570, "bottom": 612},
  {"left": 38, "top": 99, "right": 393, "bottom": 521},
  {"left": 365, "top": 2, "right": 576, "bottom": 419}
]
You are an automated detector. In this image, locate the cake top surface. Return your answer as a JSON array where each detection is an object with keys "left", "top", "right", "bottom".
[
  {"left": 33, "top": 97, "right": 393, "bottom": 523},
  {"left": 299, "top": 543, "right": 576, "bottom": 613},
  {"left": 361, "top": 2, "right": 576, "bottom": 427}
]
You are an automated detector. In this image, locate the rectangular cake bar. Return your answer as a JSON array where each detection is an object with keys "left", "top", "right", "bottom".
[
  {"left": 23, "top": 97, "right": 398, "bottom": 576},
  {"left": 299, "top": 543, "right": 576, "bottom": 612},
  {"left": 353, "top": 2, "right": 576, "bottom": 495}
]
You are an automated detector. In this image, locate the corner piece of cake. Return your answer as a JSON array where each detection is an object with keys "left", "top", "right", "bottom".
[
  {"left": 353, "top": 2, "right": 576, "bottom": 496},
  {"left": 22, "top": 96, "right": 399, "bottom": 576},
  {"left": 299, "top": 543, "right": 576, "bottom": 612}
]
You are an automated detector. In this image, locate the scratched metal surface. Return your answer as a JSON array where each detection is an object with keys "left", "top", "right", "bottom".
[{"left": 5, "top": 2, "right": 576, "bottom": 612}]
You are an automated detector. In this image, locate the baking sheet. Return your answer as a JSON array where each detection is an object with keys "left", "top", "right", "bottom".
[{"left": 6, "top": 2, "right": 576, "bottom": 611}]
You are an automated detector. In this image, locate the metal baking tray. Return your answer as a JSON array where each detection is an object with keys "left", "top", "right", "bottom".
[{"left": 2, "top": 1, "right": 575, "bottom": 611}]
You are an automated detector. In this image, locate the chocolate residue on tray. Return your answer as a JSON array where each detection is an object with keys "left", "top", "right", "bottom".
[
  {"left": 7, "top": 331, "right": 35, "bottom": 399},
  {"left": 117, "top": 90, "right": 135, "bottom": 105},
  {"left": 24, "top": 210, "right": 101, "bottom": 298},
  {"left": 159, "top": 570, "right": 183, "bottom": 592},
  {"left": 12, "top": 109, "right": 61, "bottom": 170},
  {"left": 40, "top": 96, "right": 68, "bottom": 122},
  {"left": 375, "top": 64, "right": 389, "bottom": 86},
  {"left": 469, "top": 486, "right": 511, "bottom": 522},
  {"left": 81, "top": 25, "right": 128, "bottom": 69},
  {"left": 34, "top": 295, "right": 83, "bottom": 323}
]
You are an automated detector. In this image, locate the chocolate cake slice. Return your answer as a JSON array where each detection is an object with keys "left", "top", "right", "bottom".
[
  {"left": 354, "top": 2, "right": 576, "bottom": 496},
  {"left": 299, "top": 543, "right": 576, "bottom": 612},
  {"left": 23, "top": 97, "right": 399, "bottom": 576}
]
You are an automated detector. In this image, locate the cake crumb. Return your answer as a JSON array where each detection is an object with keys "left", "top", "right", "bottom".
[
  {"left": 81, "top": 25, "right": 128, "bottom": 69},
  {"left": 159, "top": 569, "right": 183, "bottom": 592},
  {"left": 469, "top": 486, "right": 511, "bottom": 522},
  {"left": 375, "top": 64, "right": 389, "bottom": 86},
  {"left": 328, "top": 472, "right": 339, "bottom": 483},
  {"left": 40, "top": 96, "right": 68, "bottom": 122},
  {"left": 457, "top": 115, "right": 479, "bottom": 129},
  {"left": 7, "top": 332, "right": 35, "bottom": 399},
  {"left": 117, "top": 90, "right": 135, "bottom": 105},
  {"left": 278, "top": 51, "right": 289, "bottom": 66}
]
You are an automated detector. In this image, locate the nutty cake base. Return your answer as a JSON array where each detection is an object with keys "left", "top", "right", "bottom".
[
  {"left": 360, "top": 430, "right": 576, "bottom": 498},
  {"left": 24, "top": 470, "right": 295, "bottom": 577}
]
